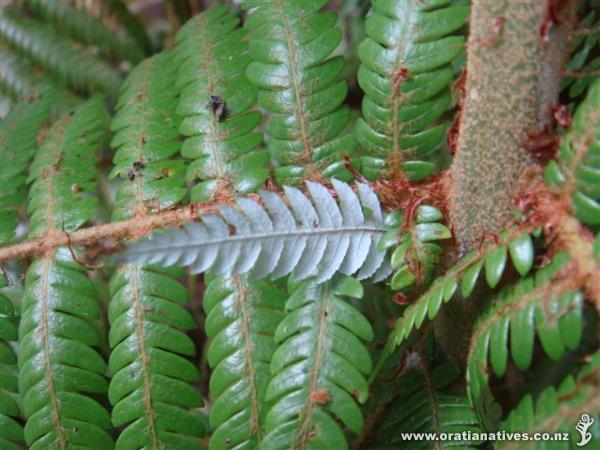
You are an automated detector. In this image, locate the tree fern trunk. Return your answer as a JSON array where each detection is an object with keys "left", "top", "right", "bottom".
[
  {"left": 449, "top": 0, "right": 574, "bottom": 253},
  {"left": 441, "top": 0, "right": 574, "bottom": 365}
]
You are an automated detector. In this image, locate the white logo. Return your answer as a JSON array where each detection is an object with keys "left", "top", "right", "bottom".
[{"left": 576, "top": 414, "right": 595, "bottom": 447}]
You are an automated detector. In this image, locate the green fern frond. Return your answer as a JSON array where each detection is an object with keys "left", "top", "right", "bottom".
[
  {"left": 108, "top": 264, "right": 206, "bottom": 450},
  {"left": 497, "top": 351, "right": 600, "bottom": 450},
  {"left": 173, "top": 5, "right": 268, "bottom": 203},
  {"left": 384, "top": 229, "right": 535, "bottom": 352},
  {"left": 262, "top": 275, "right": 373, "bottom": 449},
  {"left": 0, "top": 12, "right": 122, "bottom": 97},
  {"left": 125, "top": 180, "right": 390, "bottom": 283},
  {"left": 356, "top": 0, "right": 468, "bottom": 181},
  {"left": 379, "top": 205, "right": 452, "bottom": 291},
  {"left": 0, "top": 46, "right": 46, "bottom": 100},
  {"left": 107, "top": 50, "right": 206, "bottom": 449},
  {"left": 372, "top": 362, "right": 484, "bottom": 449},
  {"left": 0, "top": 84, "right": 59, "bottom": 243},
  {"left": 0, "top": 273, "right": 24, "bottom": 450},
  {"left": 545, "top": 78, "right": 600, "bottom": 225},
  {"left": 203, "top": 274, "right": 285, "bottom": 450},
  {"left": 27, "top": 96, "right": 109, "bottom": 237},
  {"left": 19, "top": 97, "right": 113, "bottom": 449},
  {"left": 110, "top": 50, "right": 187, "bottom": 220},
  {"left": 467, "top": 252, "right": 584, "bottom": 430},
  {"left": 244, "top": 0, "right": 357, "bottom": 186},
  {"left": 561, "top": 9, "right": 599, "bottom": 100},
  {"left": 23, "top": 0, "right": 145, "bottom": 63}
]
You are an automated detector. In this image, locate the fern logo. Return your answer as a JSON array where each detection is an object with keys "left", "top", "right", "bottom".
[{"left": 576, "top": 414, "right": 595, "bottom": 447}]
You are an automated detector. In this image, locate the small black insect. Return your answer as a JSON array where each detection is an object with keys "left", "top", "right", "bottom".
[
  {"left": 207, "top": 95, "right": 226, "bottom": 122},
  {"left": 132, "top": 160, "right": 145, "bottom": 170}
]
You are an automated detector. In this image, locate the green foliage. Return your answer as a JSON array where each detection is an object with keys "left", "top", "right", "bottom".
[
  {"left": 466, "top": 252, "right": 584, "bottom": 430},
  {"left": 23, "top": 0, "right": 145, "bottom": 63},
  {"left": 0, "top": 11, "right": 122, "bottom": 97},
  {"left": 244, "top": 0, "right": 357, "bottom": 186},
  {"left": 372, "top": 362, "right": 483, "bottom": 449},
  {"left": 497, "top": 351, "right": 600, "bottom": 449},
  {"left": 545, "top": 78, "right": 600, "bottom": 225},
  {"left": 108, "top": 49, "right": 205, "bottom": 449},
  {"left": 379, "top": 205, "right": 452, "bottom": 291},
  {"left": 0, "top": 84, "right": 58, "bottom": 243},
  {"left": 18, "top": 97, "right": 112, "bottom": 449},
  {"left": 384, "top": 229, "right": 535, "bottom": 352},
  {"left": 0, "top": 273, "right": 24, "bottom": 450},
  {"left": 204, "top": 275, "right": 285, "bottom": 450},
  {"left": 0, "top": 46, "right": 45, "bottom": 100},
  {"left": 356, "top": 0, "right": 468, "bottom": 181},
  {"left": 262, "top": 276, "right": 373, "bottom": 449},
  {"left": 1, "top": 3, "right": 599, "bottom": 450},
  {"left": 110, "top": 50, "right": 187, "bottom": 220},
  {"left": 108, "top": 264, "right": 206, "bottom": 450},
  {"left": 561, "top": 9, "right": 599, "bottom": 100},
  {"left": 19, "top": 249, "right": 114, "bottom": 450},
  {"left": 174, "top": 5, "right": 268, "bottom": 203},
  {"left": 27, "top": 97, "right": 109, "bottom": 237},
  {"left": 125, "top": 180, "right": 389, "bottom": 283}
]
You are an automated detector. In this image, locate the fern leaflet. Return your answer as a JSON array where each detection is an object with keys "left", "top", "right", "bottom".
[
  {"left": 245, "top": 0, "right": 357, "bottom": 186},
  {"left": 467, "top": 252, "right": 584, "bottom": 430},
  {"left": 174, "top": 5, "right": 269, "bottom": 203},
  {"left": 125, "top": 180, "right": 390, "bottom": 283},
  {"left": 0, "top": 273, "right": 24, "bottom": 450},
  {"left": 262, "top": 275, "right": 373, "bottom": 449},
  {"left": 0, "top": 11, "right": 122, "bottom": 97},
  {"left": 23, "top": 0, "right": 145, "bottom": 63},
  {"left": 356, "top": 0, "right": 468, "bottom": 181},
  {"left": 19, "top": 97, "right": 113, "bottom": 449}
]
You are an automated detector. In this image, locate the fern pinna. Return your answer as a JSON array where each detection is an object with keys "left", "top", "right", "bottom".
[
  {"left": 174, "top": 5, "right": 268, "bottom": 204},
  {"left": 18, "top": 97, "right": 113, "bottom": 449},
  {"left": 244, "top": 0, "right": 357, "bottom": 186},
  {"left": 356, "top": 0, "right": 468, "bottom": 181},
  {"left": 108, "top": 50, "right": 206, "bottom": 450}
]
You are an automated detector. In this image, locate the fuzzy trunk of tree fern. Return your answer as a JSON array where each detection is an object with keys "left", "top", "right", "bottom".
[{"left": 438, "top": 0, "right": 574, "bottom": 364}]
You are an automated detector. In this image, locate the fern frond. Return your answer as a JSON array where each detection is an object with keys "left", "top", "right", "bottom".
[
  {"left": 0, "top": 46, "right": 46, "bottom": 100},
  {"left": 384, "top": 229, "right": 535, "bottom": 351},
  {"left": 108, "top": 264, "right": 206, "bottom": 450},
  {"left": 27, "top": 96, "right": 110, "bottom": 237},
  {"left": 173, "top": 5, "right": 268, "bottom": 203},
  {"left": 497, "top": 351, "right": 600, "bottom": 450},
  {"left": 110, "top": 50, "right": 187, "bottom": 220},
  {"left": 204, "top": 274, "right": 285, "bottom": 450},
  {"left": 561, "top": 9, "right": 599, "bottom": 100},
  {"left": 0, "top": 84, "right": 59, "bottom": 243},
  {"left": 545, "top": 78, "right": 600, "bottom": 225},
  {"left": 107, "top": 50, "right": 206, "bottom": 449},
  {"left": 0, "top": 12, "right": 122, "bottom": 97},
  {"left": 467, "top": 252, "right": 584, "bottom": 429},
  {"left": 262, "top": 275, "right": 373, "bottom": 449},
  {"left": 244, "top": 0, "right": 357, "bottom": 186},
  {"left": 380, "top": 206, "right": 451, "bottom": 291},
  {"left": 356, "top": 0, "right": 468, "bottom": 181},
  {"left": 0, "top": 273, "right": 24, "bottom": 450},
  {"left": 372, "top": 362, "right": 484, "bottom": 449},
  {"left": 23, "top": 0, "right": 145, "bottom": 63},
  {"left": 19, "top": 97, "right": 113, "bottom": 449},
  {"left": 125, "top": 180, "right": 389, "bottom": 283}
]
